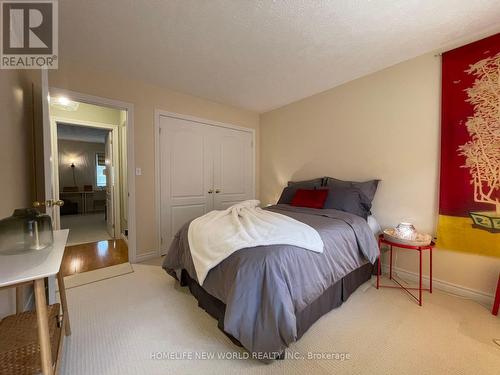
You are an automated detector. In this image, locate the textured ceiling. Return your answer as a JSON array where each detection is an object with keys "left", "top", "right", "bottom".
[
  {"left": 57, "top": 123, "right": 108, "bottom": 144},
  {"left": 59, "top": 1, "right": 500, "bottom": 112}
]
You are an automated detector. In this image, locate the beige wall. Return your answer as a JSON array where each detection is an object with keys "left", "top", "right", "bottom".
[
  {"left": 0, "top": 70, "right": 35, "bottom": 318},
  {"left": 49, "top": 62, "right": 260, "bottom": 256},
  {"left": 260, "top": 53, "right": 500, "bottom": 297}
]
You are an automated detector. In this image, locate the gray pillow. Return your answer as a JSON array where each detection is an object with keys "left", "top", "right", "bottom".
[
  {"left": 287, "top": 178, "right": 323, "bottom": 188},
  {"left": 277, "top": 182, "right": 323, "bottom": 205},
  {"left": 277, "top": 186, "right": 297, "bottom": 204},
  {"left": 324, "top": 177, "right": 379, "bottom": 204},
  {"left": 279, "top": 178, "right": 323, "bottom": 205},
  {"left": 322, "top": 186, "right": 371, "bottom": 219}
]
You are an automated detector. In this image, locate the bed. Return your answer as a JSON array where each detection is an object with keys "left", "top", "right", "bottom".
[{"left": 162, "top": 203, "right": 380, "bottom": 361}]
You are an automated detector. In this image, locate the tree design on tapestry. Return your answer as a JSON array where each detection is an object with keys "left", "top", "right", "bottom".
[{"left": 458, "top": 52, "right": 500, "bottom": 231}]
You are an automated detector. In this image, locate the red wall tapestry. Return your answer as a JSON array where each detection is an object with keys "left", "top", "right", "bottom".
[{"left": 438, "top": 33, "right": 499, "bottom": 257}]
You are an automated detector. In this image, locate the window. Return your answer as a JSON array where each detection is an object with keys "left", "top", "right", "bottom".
[{"left": 96, "top": 153, "right": 107, "bottom": 188}]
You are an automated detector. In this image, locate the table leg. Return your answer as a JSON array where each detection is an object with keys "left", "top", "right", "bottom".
[
  {"left": 429, "top": 247, "right": 433, "bottom": 293},
  {"left": 389, "top": 245, "right": 393, "bottom": 280},
  {"left": 492, "top": 275, "right": 500, "bottom": 316},
  {"left": 34, "top": 279, "right": 54, "bottom": 375},
  {"left": 419, "top": 250, "right": 422, "bottom": 306},
  {"left": 57, "top": 272, "right": 71, "bottom": 336}
]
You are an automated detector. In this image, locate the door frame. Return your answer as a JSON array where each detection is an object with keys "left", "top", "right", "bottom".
[
  {"left": 50, "top": 87, "right": 137, "bottom": 262},
  {"left": 51, "top": 116, "right": 121, "bottom": 237},
  {"left": 154, "top": 110, "right": 256, "bottom": 257}
]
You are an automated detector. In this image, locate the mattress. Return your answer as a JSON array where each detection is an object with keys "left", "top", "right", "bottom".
[{"left": 163, "top": 205, "right": 379, "bottom": 361}]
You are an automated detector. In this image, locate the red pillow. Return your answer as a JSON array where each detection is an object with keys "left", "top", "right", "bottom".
[{"left": 290, "top": 189, "right": 328, "bottom": 209}]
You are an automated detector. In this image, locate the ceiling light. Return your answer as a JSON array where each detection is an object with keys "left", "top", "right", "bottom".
[
  {"left": 50, "top": 96, "right": 80, "bottom": 111},
  {"left": 57, "top": 96, "right": 70, "bottom": 106}
]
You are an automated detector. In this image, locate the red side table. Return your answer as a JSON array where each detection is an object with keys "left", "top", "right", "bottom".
[
  {"left": 376, "top": 233, "right": 434, "bottom": 306},
  {"left": 492, "top": 273, "right": 500, "bottom": 316}
]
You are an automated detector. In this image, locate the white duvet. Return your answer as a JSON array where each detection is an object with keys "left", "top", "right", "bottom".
[{"left": 188, "top": 200, "right": 324, "bottom": 284}]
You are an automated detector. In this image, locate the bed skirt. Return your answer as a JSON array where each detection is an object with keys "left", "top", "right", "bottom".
[{"left": 174, "top": 261, "right": 375, "bottom": 350}]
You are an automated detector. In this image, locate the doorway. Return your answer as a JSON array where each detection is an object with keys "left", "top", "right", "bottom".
[
  {"left": 44, "top": 86, "right": 136, "bottom": 264},
  {"left": 49, "top": 100, "right": 130, "bottom": 276},
  {"left": 50, "top": 100, "right": 127, "bottom": 246}
]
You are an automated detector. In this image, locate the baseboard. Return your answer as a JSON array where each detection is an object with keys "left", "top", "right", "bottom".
[
  {"left": 381, "top": 263, "right": 494, "bottom": 307},
  {"left": 134, "top": 250, "right": 158, "bottom": 263}
]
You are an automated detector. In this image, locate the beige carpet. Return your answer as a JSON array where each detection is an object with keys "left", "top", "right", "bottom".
[{"left": 58, "top": 264, "right": 500, "bottom": 375}]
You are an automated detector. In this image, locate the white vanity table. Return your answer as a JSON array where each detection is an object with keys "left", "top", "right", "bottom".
[{"left": 0, "top": 229, "right": 70, "bottom": 375}]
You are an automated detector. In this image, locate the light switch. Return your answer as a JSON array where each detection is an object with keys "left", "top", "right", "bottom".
[{"left": 135, "top": 167, "right": 142, "bottom": 176}]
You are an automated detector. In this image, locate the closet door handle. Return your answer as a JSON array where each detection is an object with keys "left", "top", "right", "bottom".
[
  {"left": 208, "top": 190, "right": 214, "bottom": 194},
  {"left": 215, "top": 189, "right": 221, "bottom": 194}
]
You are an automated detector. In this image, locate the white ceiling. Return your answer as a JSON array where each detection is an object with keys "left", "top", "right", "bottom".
[{"left": 59, "top": 1, "right": 500, "bottom": 112}]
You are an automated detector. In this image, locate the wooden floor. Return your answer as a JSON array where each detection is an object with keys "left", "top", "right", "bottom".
[{"left": 60, "top": 239, "right": 129, "bottom": 277}]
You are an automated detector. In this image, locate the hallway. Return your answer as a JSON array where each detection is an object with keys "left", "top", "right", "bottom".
[{"left": 60, "top": 213, "right": 112, "bottom": 246}]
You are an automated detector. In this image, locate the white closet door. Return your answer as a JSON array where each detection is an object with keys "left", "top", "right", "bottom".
[
  {"left": 159, "top": 116, "right": 214, "bottom": 254},
  {"left": 213, "top": 127, "right": 254, "bottom": 210}
]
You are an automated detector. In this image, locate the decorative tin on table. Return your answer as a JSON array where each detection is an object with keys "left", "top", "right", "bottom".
[
  {"left": 0, "top": 209, "right": 53, "bottom": 255},
  {"left": 395, "top": 222, "right": 417, "bottom": 240},
  {"left": 383, "top": 222, "right": 432, "bottom": 247}
]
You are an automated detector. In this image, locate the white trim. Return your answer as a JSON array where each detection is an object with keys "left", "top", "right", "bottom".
[
  {"left": 154, "top": 112, "right": 162, "bottom": 257},
  {"left": 134, "top": 250, "right": 159, "bottom": 263},
  {"left": 154, "top": 110, "right": 256, "bottom": 257},
  {"left": 49, "top": 88, "right": 137, "bottom": 263},
  {"left": 51, "top": 116, "right": 122, "bottom": 237},
  {"left": 380, "top": 264, "right": 495, "bottom": 308},
  {"left": 156, "top": 110, "right": 255, "bottom": 134}
]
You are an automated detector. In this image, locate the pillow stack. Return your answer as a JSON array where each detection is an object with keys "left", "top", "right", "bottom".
[
  {"left": 277, "top": 177, "right": 379, "bottom": 219},
  {"left": 277, "top": 178, "right": 323, "bottom": 204}
]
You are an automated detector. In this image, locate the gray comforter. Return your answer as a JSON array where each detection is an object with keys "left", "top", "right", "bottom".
[{"left": 162, "top": 204, "right": 379, "bottom": 358}]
